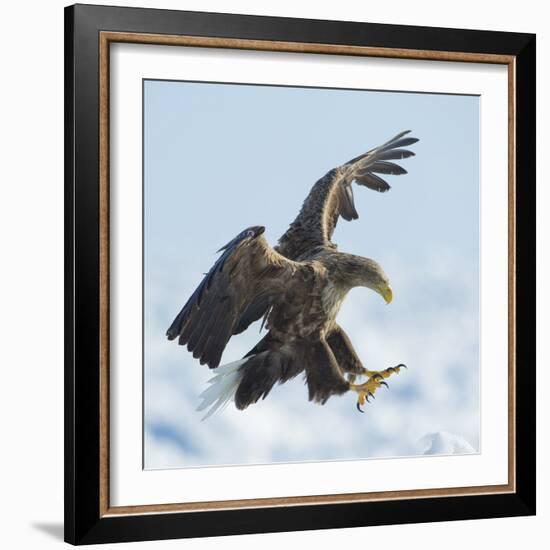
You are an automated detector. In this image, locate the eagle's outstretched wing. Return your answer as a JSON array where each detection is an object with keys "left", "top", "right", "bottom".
[
  {"left": 277, "top": 130, "right": 418, "bottom": 260},
  {"left": 166, "top": 226, "right": 307, "bottom": 368}
]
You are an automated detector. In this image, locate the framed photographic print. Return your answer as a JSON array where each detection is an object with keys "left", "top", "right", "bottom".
[{"left": 64, "top": 3, "right": 536, "bottom": 545}]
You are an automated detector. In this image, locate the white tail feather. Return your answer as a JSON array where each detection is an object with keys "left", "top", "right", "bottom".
[{"left": 196, "top": 358, "right": 249, "bottom": 420}]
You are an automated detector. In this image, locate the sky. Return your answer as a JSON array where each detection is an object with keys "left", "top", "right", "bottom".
[{"left": 143, "top": 79, "right": 480, "bottom": 469}]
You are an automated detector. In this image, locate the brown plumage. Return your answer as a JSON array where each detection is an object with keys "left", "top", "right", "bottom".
[{"left": 167, "top": 131, "right": 418, "bottom": 417}]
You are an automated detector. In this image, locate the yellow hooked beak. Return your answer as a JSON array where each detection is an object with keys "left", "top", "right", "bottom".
[{"left": 380, "top": 285, "right": 393, "bottom": 304}]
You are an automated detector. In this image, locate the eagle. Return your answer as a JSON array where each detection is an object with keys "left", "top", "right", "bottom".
[{"left": 167, "top": 130, "right": 418, "bottom": 419}]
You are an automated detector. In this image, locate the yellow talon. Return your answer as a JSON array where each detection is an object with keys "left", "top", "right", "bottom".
[
  {"left": 363, "top": 363, "right": 407, "bottom": 380},
  {"left": 350, "top": 364, "right": 407, "bottom": 412}
]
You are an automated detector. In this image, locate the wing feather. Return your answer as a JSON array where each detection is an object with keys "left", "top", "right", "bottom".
[
  {"left": 277, "top": 131, "right": 418, "bottom": 259},
  {"left": 167, "top": 225, "right": 303, "bottom": 368},
  {"left": 368, "top": 161, "right": 408, "bottom": 175},
  {"left": 377, "top": 148, "right": 415, "bottom": 161},
  {"left": 355, "top": 172, "right": 391, "bottom": 192}
]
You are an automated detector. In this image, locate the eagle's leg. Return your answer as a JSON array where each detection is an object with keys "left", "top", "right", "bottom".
[{"left": 350, "top": 364, "right": 407, "bottom": 412}]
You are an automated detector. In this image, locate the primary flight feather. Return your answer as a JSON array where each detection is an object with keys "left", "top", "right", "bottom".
[{"left": 167, "top": 130, "right": 418, "bottom": 418}]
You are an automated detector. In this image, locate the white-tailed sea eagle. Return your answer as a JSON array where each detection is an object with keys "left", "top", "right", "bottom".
[{"left": 167, "top": 130, "right": 418, "bottom": 418}]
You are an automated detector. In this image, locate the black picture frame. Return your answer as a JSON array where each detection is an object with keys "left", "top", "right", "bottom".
[{"left": 65, "top": 3, "right": 536, "bottom": 545}]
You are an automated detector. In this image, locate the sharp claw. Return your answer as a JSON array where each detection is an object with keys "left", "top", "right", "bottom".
[
  {"left": 368, "top": 391, "right": 375, "bottom": 400},
  {"left": 380, "top": 381, "right": 389, "bottom": 388},
  {"left": 365, "top": 394, "right": 370, "bottom": 403},
  {"left": 395, "top": 363, "right": 407, "bottom": 370},
  {"left": 356, "top": 402, "right": 364, "bottom": 413},
  {"left": 372, "top": 373, "right": 383, "bottom": 381}
]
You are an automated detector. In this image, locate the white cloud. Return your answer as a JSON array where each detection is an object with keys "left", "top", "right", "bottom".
[{"left": 417, "top": 431, "right": 476, "bottom": 455}]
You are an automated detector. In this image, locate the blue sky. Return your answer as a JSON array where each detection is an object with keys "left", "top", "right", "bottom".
[{"left": 143, "top": 79, "right": 480, "bottom": 469}]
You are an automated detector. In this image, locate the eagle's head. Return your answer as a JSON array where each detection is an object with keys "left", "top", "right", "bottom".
[{"left": 334, "top": 254, "right": 393, "bottom": 304}]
